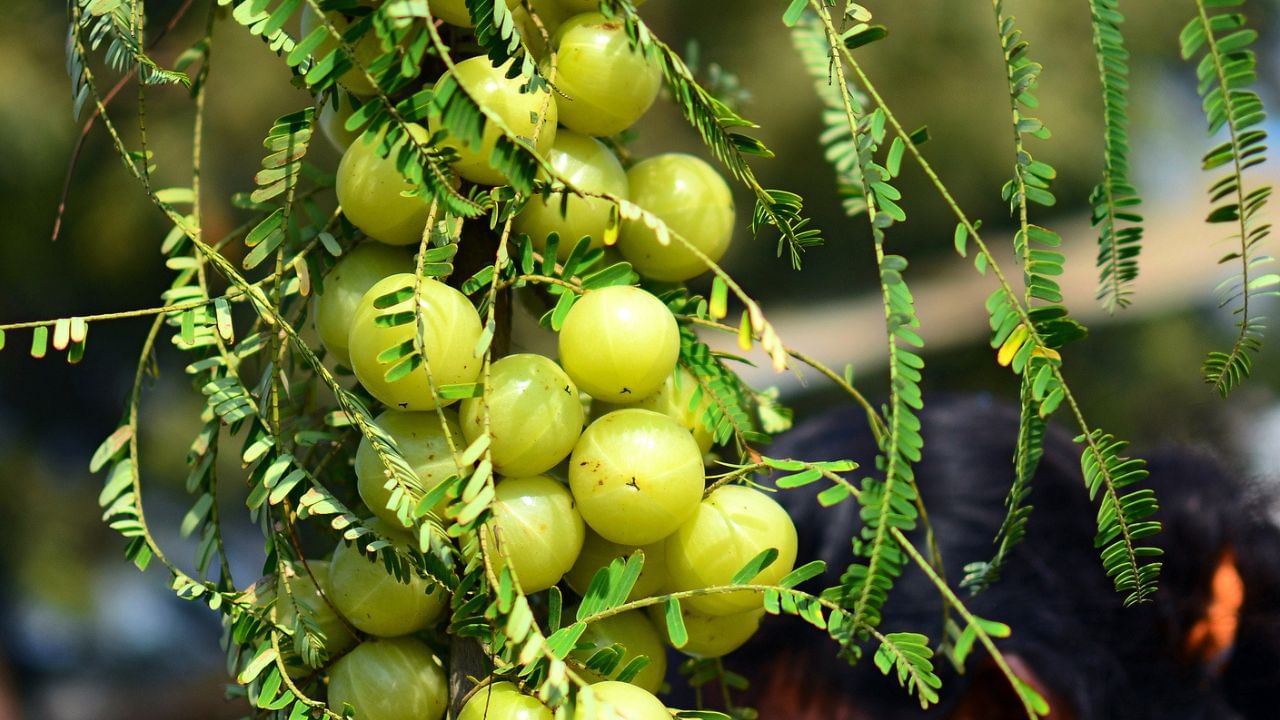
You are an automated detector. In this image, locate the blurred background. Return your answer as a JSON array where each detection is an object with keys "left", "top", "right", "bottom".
[{"left": 1, "top": 0, "right": 1278, "bottom": 717}]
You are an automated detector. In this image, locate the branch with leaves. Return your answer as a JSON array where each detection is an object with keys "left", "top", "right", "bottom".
[
  {"left": 1182, "top": 0, "right": 1276, "bottom": 397},
  {"left": 25, "top": 0, "right": 1268, "bottom": 718}
]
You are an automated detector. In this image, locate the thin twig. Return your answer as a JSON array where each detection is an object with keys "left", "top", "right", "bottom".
[{"left": 52, "top": 0, "right": 198, "bottom": 242}]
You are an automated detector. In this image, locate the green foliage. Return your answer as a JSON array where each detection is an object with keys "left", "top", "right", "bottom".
[
  {"left": 674, "top": 323, "right": 769, "bottom": 450},
  {"left": 960, "top": 378, "right": 1045, "bottom": 593},
  {"left": 599, "top": 0, "right": 823, "bottom": 269},
  {"left": 791, "top": 16, "right": 868, "bottom": 218},
  {"left": 990, "top": 2, "right": 1072, "bottom": 317},
  {"left": 464, "top": 0, "right": 539, "bottom": 82},
  {"left": 873, "top": 633, "right": 941, "bottom": 709},
  {"left": 1077, "top": 431, "right": 1162, "bottom": 606},
  {"left": 217, "top": 0, "right": 307, "bottom": 67},
  {"left": 681, "top": 39, "right": 753, "bottom": 111},
  {"left": 73, "top": 0, "right": 189, "bottom": 97},
  {"left": 1182, "top": 0, "right": 1276, "bottom": 397},
  {"left": 37, "top": 1, "right": 1267, "bottom": 717},
  {"left": 428, "top": 71, "right": 543, "bottom": 195},
  {"left": 957, "top": 2, "right": 1072, "bottom": 598},
  {"left": 244, "top": 110, "right": 316, "bottom": 269},
  {"left": 1088, "top": 0, "right": 1145, "bottom": 313},
  {"left": 797, "top": 7, "right": 922, "bottom": 671}
]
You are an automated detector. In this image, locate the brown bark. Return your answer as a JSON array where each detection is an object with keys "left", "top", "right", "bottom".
[{"left": 446, "top": 216, "right": 509, "bottom": 714}]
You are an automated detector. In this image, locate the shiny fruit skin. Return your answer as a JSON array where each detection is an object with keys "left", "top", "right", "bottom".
[
  {"left": 347, "top": 273, "right": 484, "bottom": 411},
  {"left": 314, "top": 243, "right": 413, "bottom": 366},
  {"left": 300, "top": 7, "right": 382, "bottom": 97},
  {"left": 327, "top": 637, "right": 448, "bottom": 720},
  {"left": 430, "top": 57, "right": 558, "bottom": 186},
  {"left": 513, "top": 130, "right": 628, "bottom": 261},
  {"left": 273, "top": 561, "right": 358, "bottom": 663},
  {"left": 568, "top": 409, "right": 703, "bottom": 545},
  {"left": 557, "top": 285, "right": 679, "bottom": 403},
  {"left": 319, "top": 92, "right": 361, "bottom": 152},
  {"left": 548, "top": 13, "right": 662, "bottom": 137},
  {"left": 617, "top": 154, "right": 736, "bottom": 282},
  {"left": 336, "top": 125, "right": 434, "bottom": 246},
  {"left": 580, "top": 681, "right": 669, "bottom": 720},
  {"left": 512, "top": 0, "right": 569, "bottom": 59},
  {"left": 665, "top": 485, "right": 798, "bottom": 615},
  {"left": 649, "top": 604, "right": 763, "bottom": 658},
  {"left": 490, "top": 475, "right": 585, "bottom": 592},
  {"left": 573, "top": 610, "right": 667, "bottom": 693},
  {"left": 458, "top": 681, "right": 553, "bottom": 720},
  {"left": 327, "top": 520, "right": 448, "bottom": 637},
  {"left": 593, "top": 367, "right": 714, "bottom": 454},
  {"left": 429, "top": 0, "right": 519, "bottom": 27},
  {"left": 564, "top": 529, "right": 667, "bottom": 601},
  {"left": 356, "top": 409, "right": 468, "bottom": 526},
  {"left": 460, "top": 354, "right": 585, "bottom": 478}
]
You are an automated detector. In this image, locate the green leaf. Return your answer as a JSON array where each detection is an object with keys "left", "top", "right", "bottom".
[
  {"left": 782, "top": 0, "right": 808, "bottom": 26},
  {"left": 731, "top": 548, "right": 779, "bottom": 585},
  {"left": 237, "top": 642, "right": 278, "bottom": 684},
  {"left": 1016, "top": 678, "right": 1051, "bottom": 716},
  {"left": 90, "top": 426, "right": 133, "bottom": 473},
  {"left": 779, "top": 560, "right": 826, "bottom": 588},
  {"left": 663, "top": 597, "right": 688, "bottom": 648},
  {"left": 954, "top": 223, "right": 969, "bottom": 257},
  {"left": 30, "top": 326, "right": 48, "bottom": 359},
  {"left": 460, "top": 434, "right": 491, "bottom": 466},
  {"left": 608, "top": 553, "right": 645, "bottom": 608},
  {"left": 549, "top": 290, "right": 577, "bottom": 331},
  {"left": 844, "top": 25, "right": 889, "bottom": 50},
  {"left": 180, "top": 494, "right": 213, "bottom": 537},
  {"left": 437, "top": 383, "right": 485, "bottom": 399},
  {"left": 709, "top": 276, "right": 729, "bottom": 319},
  {"left": 581, "top": 262, "right": 638, "bottom": 289},
  {"left": 817, "top": 483, "right": 852, "bottom": 506}
]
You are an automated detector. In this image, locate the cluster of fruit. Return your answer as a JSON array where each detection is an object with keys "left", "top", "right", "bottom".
[{"left": 273, "top": 1, "right": 799, "bottom": 718}]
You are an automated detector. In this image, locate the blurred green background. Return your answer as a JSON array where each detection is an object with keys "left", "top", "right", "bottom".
[{"left": 0, "top": 1, "right": 1277, "bottom": 717}]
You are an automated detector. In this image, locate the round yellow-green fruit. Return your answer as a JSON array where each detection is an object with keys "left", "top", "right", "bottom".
[
  {"left": 548, "top": 13, "right": 662, "bottom": 137},
  {"left": 347, "top": 273, "right": 483, "bottom": 411},
  {"left": 569, "top": 409, "right": 703, "bottom": 546},
  {"left": 336, "top": 125, "right": 434, "bottom": 246},
  {"left": 431, "top": 57, "right": 558, "bottom": 186},
  {"left": 327, "top": 520, "right": 448, "bottom": 637},
  {"left": 665, "top": 485, "right": 798, "bottom": 616},
  {"left": 579, "top": 681, "right": 669, "bottom": 720},
  {"left": 557, "top": 285, "right": 679, "bottom": 403},
  {"left": 458, "top": 681, "right": 553, "bottom": 720},
  {"left": 327, "top": 637, "right": 448, "bottom": 720},
  {"left": 489, "top": 475, "right": 585, "bottom": 592},
  {"left": 572, "top": 610, "right": 667, "bottom": 693},
  {"left": 356, "top": 409, "right": 468, "bottom": 526},
  {"left": 565, "top": 529, "right": 667, "bottom": 601},
  {"left": 617, "top": 154, "right": 735, "bottom": 282},
  {"left": 513, "top": 130, "right": 628, "bottom": 260},
  {"left": 459, "top": 354, "right": 584, "bottom": 478}
]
